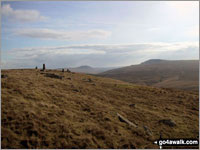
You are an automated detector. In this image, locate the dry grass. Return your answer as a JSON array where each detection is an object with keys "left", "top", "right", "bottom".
[{"left": 1, "top": 69, "right": 199, "bottom": 149}]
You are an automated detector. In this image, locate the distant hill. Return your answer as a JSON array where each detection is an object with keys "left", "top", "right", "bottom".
[
  {"left": 141, "top": 59, "right": 167, "bottom": 65},
  {"left": 67, "top": 66, "right": 117, "bottom": 74},
  {"left": 99, "top": 59, "right": 199, "bottom": 91}
]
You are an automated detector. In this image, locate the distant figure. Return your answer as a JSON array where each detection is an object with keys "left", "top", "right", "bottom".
[
  {"left": 43, "top": 64, "right": 46, "bottom": 71},
  {"left": 67, "top": 69, "right": 71, "bottom": 73},
  {"left": 62, "top": 69, "right": 64, "bottom": 72},
  {"left": 35, "top": 66, "right": 38, "bottom": 69}
]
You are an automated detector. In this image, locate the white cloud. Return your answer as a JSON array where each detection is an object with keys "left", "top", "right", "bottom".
[
  {"left": 166, "top": 1, "right": 199, "bottom": 16},
  {"left": 14, "top": 28, "right": 112, "bottom": 41},
  {"left": 52, "top": 42, "right": 197, "bottom": 54},
  {"left": 2, "top": 42, "right": 198, "bottom": 69},
  {"left": 186, "top": 26, "right": 199, "bottom": 38},
  {"left": 1, "top": 4, "right": 48, "bottom": 22},
  {"left": 147, "top": 27, "right": 160, "bottom": 32}
]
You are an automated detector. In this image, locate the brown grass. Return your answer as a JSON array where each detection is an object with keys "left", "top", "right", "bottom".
[{"left": 1, "top": 69, "right": 199, "bottom": 149}]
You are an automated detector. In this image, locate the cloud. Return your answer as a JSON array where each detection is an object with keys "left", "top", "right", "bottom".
[
  {"left": 2, "top": 42, "right": 199, "bottom": 69},
  {"left": 166, "top": 1, "right": 198, "bottom": 16},
  {"left": 147, "top": 27, "right": 160, "bottom": 32},
  {"left": 14, "top": 28, "right": 112, "bottom": 41},
  {"left": 1, "top": 4, "right": 48, "bottom": 22},
  {"left": 186, "top": 26, "right": 199, "bottom": 38},
  {"left": 53, "top": 42, "right": 198, "bottom": 54}
]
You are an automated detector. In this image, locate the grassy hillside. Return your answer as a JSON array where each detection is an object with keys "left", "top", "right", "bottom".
[
  {"left": 1, "top": 69, "right": 199, "bottom": 149},
  {"left": 99, "top": 60, "right": 199, "bottom": 91}
]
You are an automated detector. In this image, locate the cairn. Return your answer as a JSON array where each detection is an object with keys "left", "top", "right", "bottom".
[
  {"left": 43, "top": 64, "right": 46, "bottom": 70},
  {"left": 62, "top": 69, "right": 64, "bottom": 72},
  {"left": 40, "top": 64, "right": 46, "bottom": 71},
  {"left": 35, "top": 66, "right": 38, "bottom": 69},
  {"left": 67, "top": 69, "right": 71, "bottom": 73}
]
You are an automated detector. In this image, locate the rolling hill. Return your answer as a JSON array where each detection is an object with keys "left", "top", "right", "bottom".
[
  {"left": 1, "top": 69, "right": 199, "bottom": 149},
  {"left": 99, "top": 59, "right": 199, "bottom": 91},
  {"left": 64, "top": 66, "right": 117, "bottom": 74}
]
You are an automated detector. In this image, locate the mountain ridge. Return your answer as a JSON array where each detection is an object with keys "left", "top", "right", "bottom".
[
  {"left": 99, "top": 59, "right": 199, "bottom": 90},
  {"left": 141, "top": 59, "right": 167, "bottom": 65},
  {"left": 60, "top": 66, "right": 119, "bottom": 74}
]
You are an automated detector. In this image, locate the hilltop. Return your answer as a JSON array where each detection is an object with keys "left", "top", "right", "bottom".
[
  {"left": 58, "top": 66, "right": 117, "bottom": 74},
  {"left": 99, "top": 59, "right": 199, "bottom": 91},
  {"left": 68, "top": 66, "right": 117, "bottom": 74},
  {"left": 1, "top": 69, "right": 199, "bottom": 149},
  {"left": 141, "top": 59, "right": 167, "bottom": 65}
]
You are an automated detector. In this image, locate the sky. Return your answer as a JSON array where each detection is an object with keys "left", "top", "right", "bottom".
[{"left": 1, "top": 1, "right": 199, "bottom": 69}]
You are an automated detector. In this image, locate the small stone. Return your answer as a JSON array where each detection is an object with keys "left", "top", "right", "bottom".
[
  {"left": 192, "top": 107, "right": 198, "bottom": 111},
  {"left": 104, "top": 117, "right": 111, "bottom": 121},
  {"left": 1, "top": 74, "right": 8, "bottom": 78},
  {"left": 143, "top": 125, "right": 152, "bottom": 136},
  {"left": 67, "top": 69, "right": 71, "bottom": 73},
  {"left": 158, "top": 119, "right": 176, "bottom": 127},
  {"left": 73, "top": 89, "right": 79, "bottom": 92},
  {"left": 129, "top": 104, "right": 136, "bottom": 108},
  {"left": 45, "top": 73, "right": 63, "bottom": 79},
  {"left": 83, "top": 107, "right": 90, "bottom": 112}
]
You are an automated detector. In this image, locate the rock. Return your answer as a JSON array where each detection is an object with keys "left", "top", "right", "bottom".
[
  {"left": 117, "top": 113, "right": 137, "bottom": 128},
  {"left": 45, "top": 73, "right": 63, "bottom": 79},
  {"left": 83, "top": 78, "right": 93, "bottom": 82},
  {"left": 1, "top": 74, "right": 8, "bottom": 78},
  {"left": 88, "top": 78, "right": 92, "bottom": 82},
  {"left": 158, "top": 119, "right": 176, "bottom": 127},
  {"left": 83, "top": 107, "right": 90, "bottom": 112},
  {"left": 165, "top": 107, "right": 171, "bottom": 110},
  {"left": 104, "top": 117, "right": 111, "bottom": 121},
  {"left": 73, "top": 89, "right": 79, "bottom": 92},
  {"left": 67, "top": 77, "right": 71, "bottom": 80},
  {"left": 67, "top": 69, "right": 71, "bottom": 73},
  {"left": 129, "top": 104, "right": 136, "bottom": 108},
  {"left": 143, "top": 125, "right": 152, "bottom": 136},
  {"left": 192, "top": 107, "right": 198, "bottom": 111}
]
